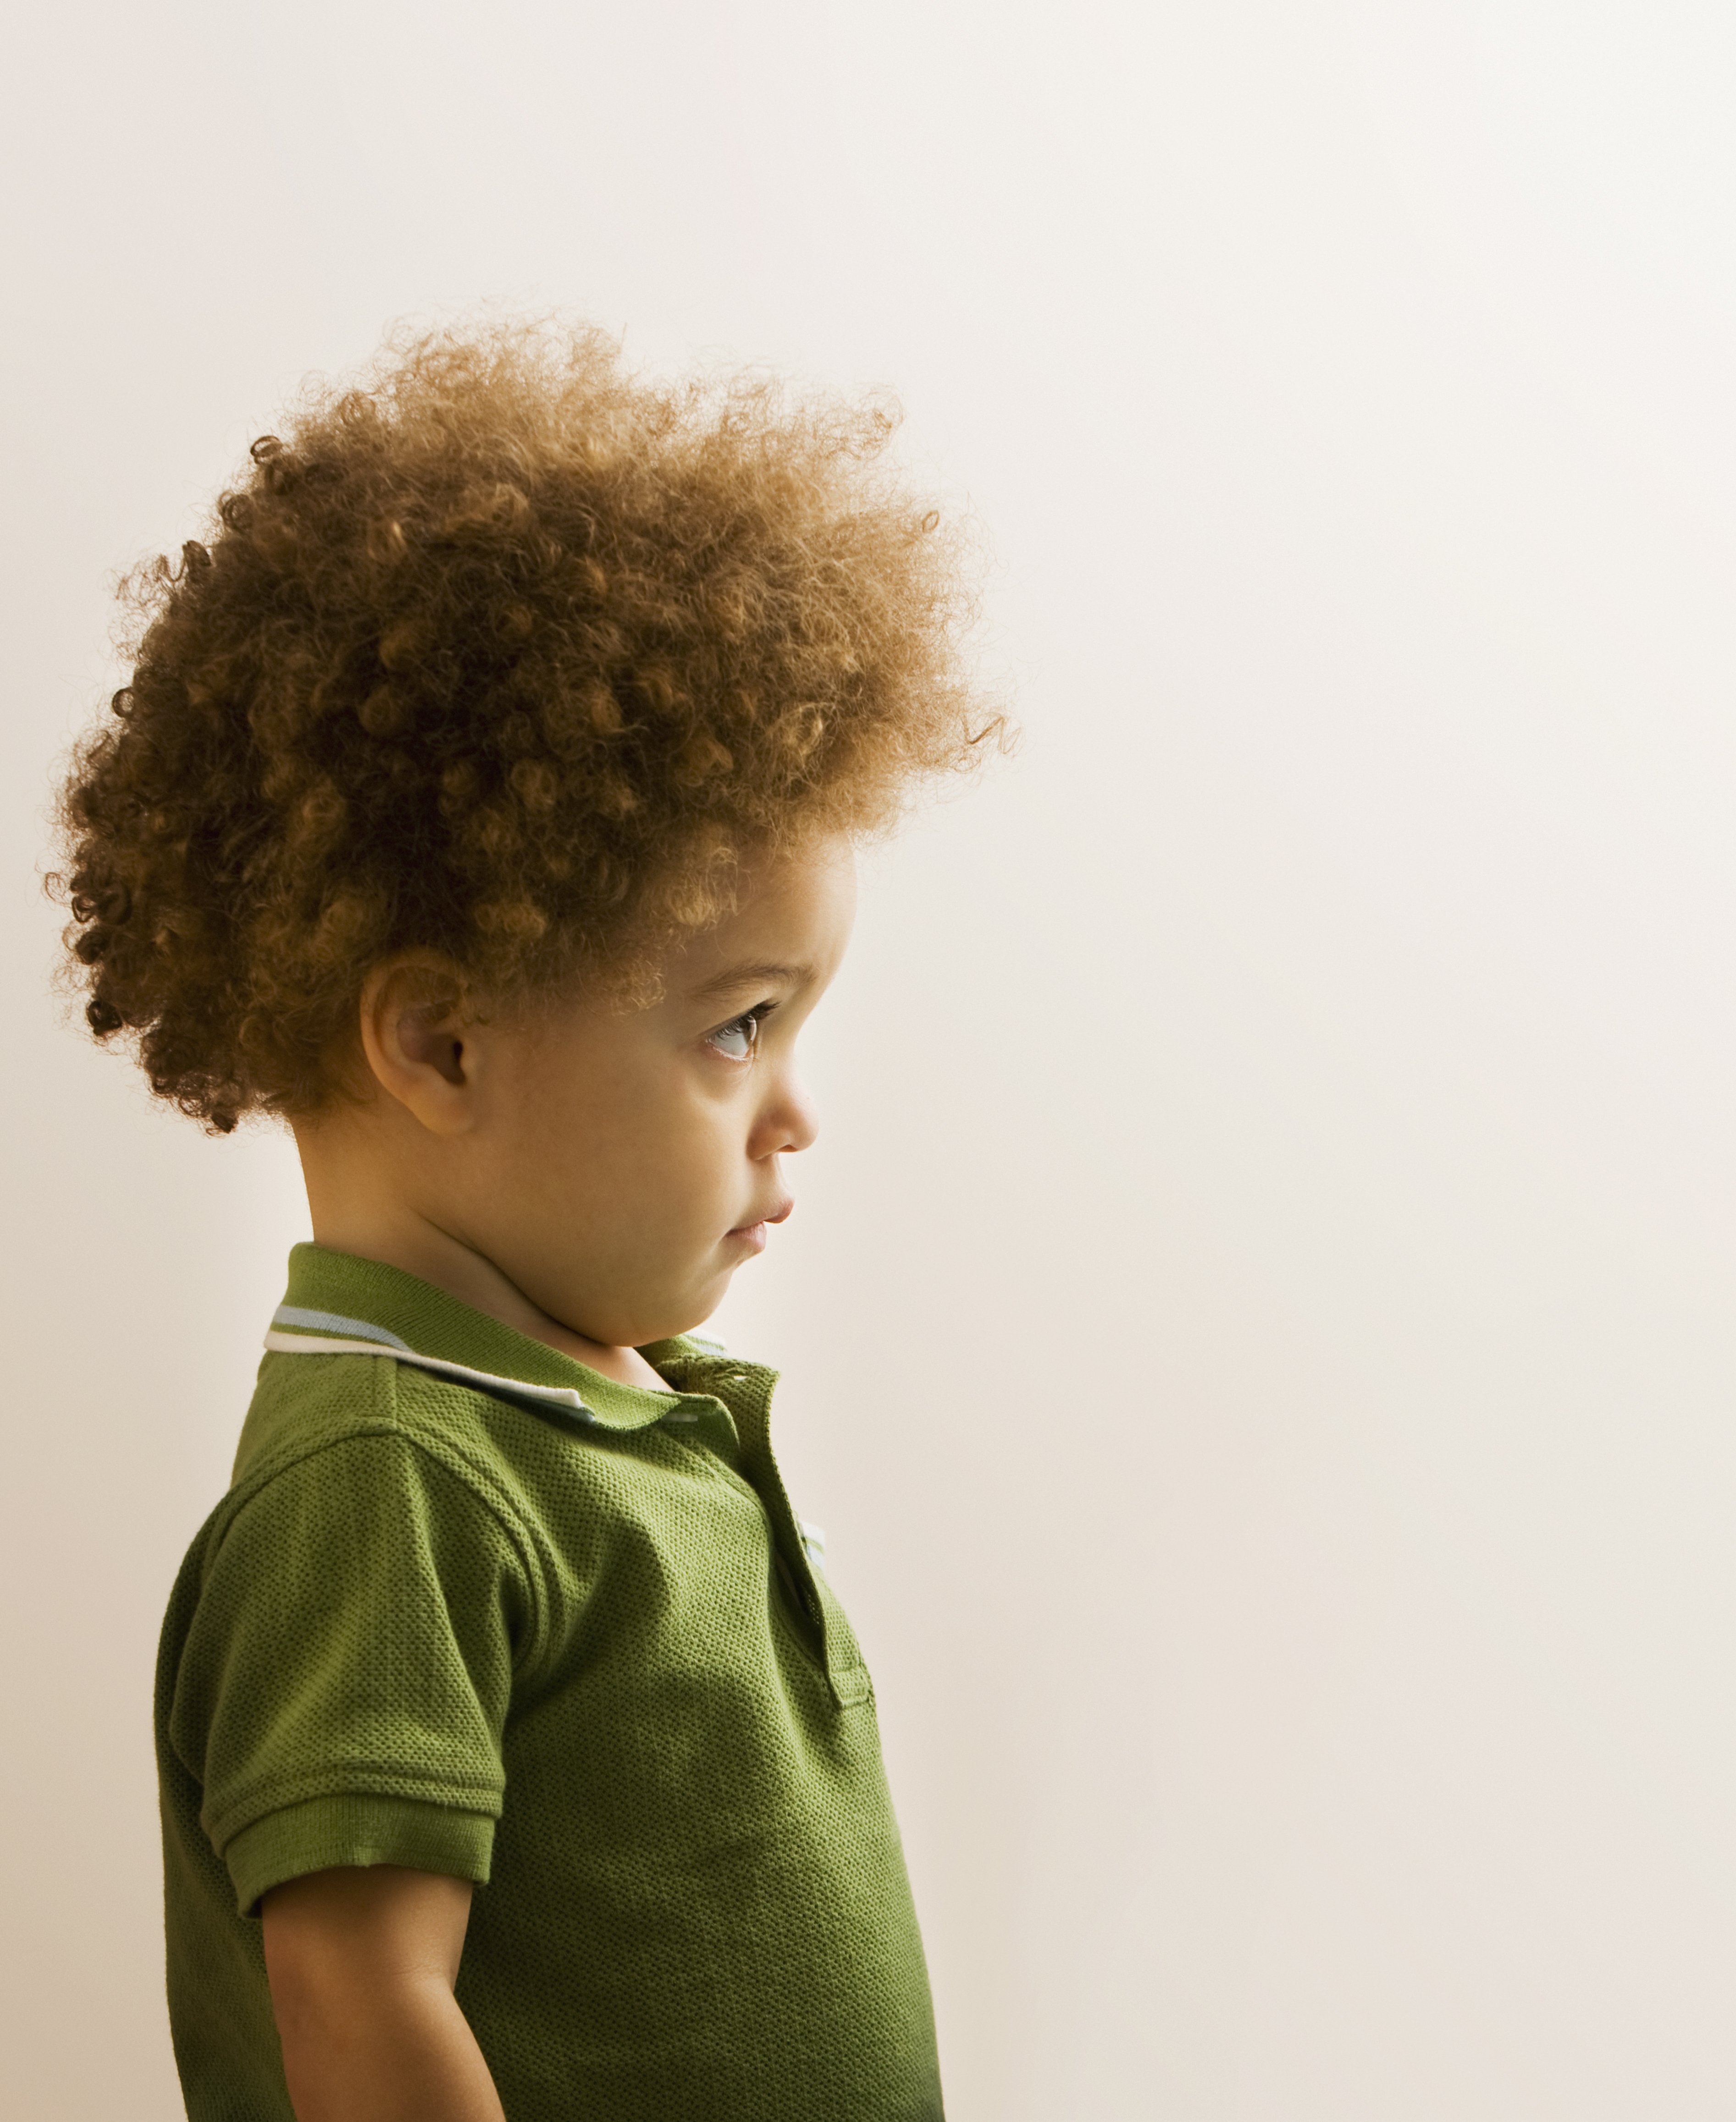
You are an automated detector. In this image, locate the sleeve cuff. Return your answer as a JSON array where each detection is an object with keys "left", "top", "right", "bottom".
[{"left": 223, "top": 1794, "right": 496, "bottom": 1917}]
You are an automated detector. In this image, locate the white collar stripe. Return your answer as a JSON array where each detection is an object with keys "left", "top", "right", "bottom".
[
  {"left": 271, "top": 1305, "right": 413, "bottom": 1351},
  {"left": 261, "top": 1329, "right": 598, "bottom": 1422}
]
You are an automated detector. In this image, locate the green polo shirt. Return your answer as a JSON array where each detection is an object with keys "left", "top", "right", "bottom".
[{"left": 155, "top": 1244, "right": 941, "bottom": 2120}]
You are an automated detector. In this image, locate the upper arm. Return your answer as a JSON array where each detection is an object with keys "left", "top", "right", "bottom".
[
  {"left": 262, "top": 1864, "right": 475, "bottom": 2005},
  {"left": 170, "top": 1432, "right": 531, "bottom": 1912},
  {"left": 260, "top": 1867, "right": 506, "bottom": 2122}
]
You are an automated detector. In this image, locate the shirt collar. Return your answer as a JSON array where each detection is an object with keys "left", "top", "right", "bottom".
[{"left": 267, "top": 1242, "right": 751, "bottom": 1434}]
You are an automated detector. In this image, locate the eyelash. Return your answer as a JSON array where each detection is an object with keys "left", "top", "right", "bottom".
[{"left": 706, "top": 1003, "right": 774, "bottom": 1060}]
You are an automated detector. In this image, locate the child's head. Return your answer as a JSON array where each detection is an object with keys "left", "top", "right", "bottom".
[
  {"left": 55, "top": 322, "right": 998, "bottom": 1346},
  {"left": 57, "top": 321, "right": 993, "bottom": 1133},
  {"left": 319, "top": 836, "right": 857, "bottom": 1347}
]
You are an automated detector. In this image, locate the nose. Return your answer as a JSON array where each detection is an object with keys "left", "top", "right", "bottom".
[{"left": 752, "top": 1064, "right": 818, "bottom": 1159}]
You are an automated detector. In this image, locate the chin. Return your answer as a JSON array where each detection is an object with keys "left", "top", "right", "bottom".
[
  {"left": 669, "top": 1273, "right": 737, "bottom": 1338},
  {"left": 615, "top": 1252, "right": 744, "bottom": 1348},
  {"left": 613, "top": 1291, "right": 717, "bottom": 1350}
]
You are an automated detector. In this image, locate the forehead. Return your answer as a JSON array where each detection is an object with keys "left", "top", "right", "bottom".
[{"left": 675, "top": 840, "right": 857, "bottom": 999}]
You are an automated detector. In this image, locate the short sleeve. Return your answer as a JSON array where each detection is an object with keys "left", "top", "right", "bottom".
[{"left": 165, "top": 1432, "right": 533, "bottom": 1914}]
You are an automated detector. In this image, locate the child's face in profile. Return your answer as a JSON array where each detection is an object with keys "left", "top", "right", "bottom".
[{"left": 324, "top": 837, "right": 858, "bottom": 1357}]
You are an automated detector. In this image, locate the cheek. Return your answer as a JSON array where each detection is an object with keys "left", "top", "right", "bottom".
[
  {"left": 662, "top": 1094, "right": 747, "bottom": 1205},
  {"left": 647, "top": 1087, "right": 762, "bottom": 1249},
  {"left": 490, "top": 1063, "right": 638, "bottom": 1205},
  {"left": 514, "top": 1067, "right": 740, "bottom": 1219},
  {"left": 491, "top": 1022, "right": 757, "bottom": 1221}
]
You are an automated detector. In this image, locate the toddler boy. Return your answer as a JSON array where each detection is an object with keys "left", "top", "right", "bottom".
[{"left": 56, "top": 325, "right": 995, "bottom": 2121}]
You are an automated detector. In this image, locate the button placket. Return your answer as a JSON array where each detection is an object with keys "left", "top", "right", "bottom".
[{"left": 717, "top": 1369, "right": 871, "bottom": 1712}]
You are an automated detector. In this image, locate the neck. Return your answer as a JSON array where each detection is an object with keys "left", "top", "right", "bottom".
[{"left": 291, "top": 1119, "right": 668, "bottom": 1393}]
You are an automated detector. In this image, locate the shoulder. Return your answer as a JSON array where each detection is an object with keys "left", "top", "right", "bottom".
[
  {"left": 193, "top": 1352, "right": 551, "bottom": 1608},
  {"left": 160, "top": 1377, "right": 553, "bottom": 1706},
  {"left": 230, "top": 1346, "right": 536, "bottom": 1524}
]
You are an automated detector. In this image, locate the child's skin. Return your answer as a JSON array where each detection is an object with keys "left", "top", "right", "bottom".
[{"left": 263, "top": 837, "right": 855, "bottom": 2122}]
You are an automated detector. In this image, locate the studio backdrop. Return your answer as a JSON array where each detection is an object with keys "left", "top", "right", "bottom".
[{"left": 6, "top": 2, "right": 1736, "bottom": 2116}]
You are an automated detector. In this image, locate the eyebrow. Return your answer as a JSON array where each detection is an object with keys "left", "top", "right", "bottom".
[{"left": 686, "top": 959, "right": 816, "bottom": 1005}]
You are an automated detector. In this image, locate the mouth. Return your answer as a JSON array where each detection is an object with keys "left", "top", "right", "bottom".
[{"left": 727, "top": 1198, "right": 794, "bottom": 1248}]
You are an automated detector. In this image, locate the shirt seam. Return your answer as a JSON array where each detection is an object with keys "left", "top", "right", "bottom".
[{"left": 217, "top": 1354, "right": 554, "bottom": 1674}]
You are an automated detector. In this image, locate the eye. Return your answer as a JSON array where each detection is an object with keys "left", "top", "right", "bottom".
[{"left": 705, "top": 1007, "right": 766, "bottom": 1062}]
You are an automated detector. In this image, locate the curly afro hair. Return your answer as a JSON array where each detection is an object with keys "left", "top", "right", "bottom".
[{"left": 54, "top": 321, "right": 1000, "bottom": 1131}]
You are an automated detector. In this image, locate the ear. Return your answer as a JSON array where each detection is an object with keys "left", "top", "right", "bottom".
[{"left": 356, "top": 956, "right": 480, "bottom": 1135}]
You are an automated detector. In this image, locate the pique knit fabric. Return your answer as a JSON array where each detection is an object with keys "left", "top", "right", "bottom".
[{"left": 156, "top": 1244, "right": 942, "bottom": 2121}]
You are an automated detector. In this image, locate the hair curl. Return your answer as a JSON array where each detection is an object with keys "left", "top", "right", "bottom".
[{"left": 54, "top": 321, "right": 1000, "bottom": 1130}]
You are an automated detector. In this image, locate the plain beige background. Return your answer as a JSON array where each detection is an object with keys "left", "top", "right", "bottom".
[{"left": 8, "top": 0, "right": 1736, "bottom": 2115}]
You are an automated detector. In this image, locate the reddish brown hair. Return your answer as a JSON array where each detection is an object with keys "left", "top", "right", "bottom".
[{"left": 55, "top": 322, "right": 999, "bottom": 1130}]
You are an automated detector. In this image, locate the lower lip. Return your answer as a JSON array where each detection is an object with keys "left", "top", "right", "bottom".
[{"left": 728, "top": 1222, "right": 768, "bottom": 1254}]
